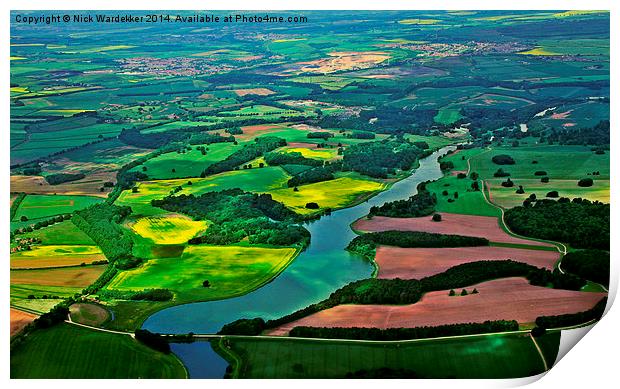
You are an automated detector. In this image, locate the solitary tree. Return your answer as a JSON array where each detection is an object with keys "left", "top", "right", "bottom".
[
  {"left": 461, "top": 289, "right": 468, "bottom": 296},
  {"left": 449, "top": 289, "right": 456, "bottom": 296},
  {"left": 432, "top": 213, "right": 442, "bottom": 222},
  {"left": 202, "top": 280, "right": 211, "bottom": 288}
]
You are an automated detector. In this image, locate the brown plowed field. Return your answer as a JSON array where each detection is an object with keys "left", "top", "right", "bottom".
[
  {"left": 238, "top": 124, "right": 284, "bottom": 140},
  {"left": 10, "top": 174, "right": 111, "bottom": 198},
  {"left": 287, "top": 142, "right": 319, "bottom": 148},
  {"left": 10, "top": 308, "right": 37, "bottom": 336},
  {"left": 10, "top": 265, "right": 106, "bottom": 287},
  {"left": 234, "top": 88, "right": 275, "bottom": 97},
  {"left": 354, "top": 213, "right": 554, "bottom": 247},
  {"left": 267, "top": 278, "right": 605, "bottom": 335},
  {"left": 375, "top": 246, "right": 559, "bottom": 280}
]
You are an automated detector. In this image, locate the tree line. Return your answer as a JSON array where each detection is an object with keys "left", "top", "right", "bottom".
[{"left": 288, "top": 320, "right": 519, "bottom": 341}]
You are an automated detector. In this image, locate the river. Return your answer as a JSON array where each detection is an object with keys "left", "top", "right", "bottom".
[{"left": 144, "top": 146, "right": 455, "bottom": 377}]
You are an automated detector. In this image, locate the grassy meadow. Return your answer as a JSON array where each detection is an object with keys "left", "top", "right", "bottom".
[
  {"left": 227, "top": 333, "right": 548, "bottom": 378},
  {"left": 11, "top": 324, "right": 186, "bottom": 378},
  {"left": 106, "top": 245, "right": 298, "bottom": 302}
]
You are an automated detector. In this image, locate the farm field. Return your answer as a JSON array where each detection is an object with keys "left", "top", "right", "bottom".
[
  {"left": 354, "top": 213, "right": 554, "bottom": 247},
  {"left": 427, "top": 175, "right": 500, "bottom": 217},
  {"left": 131, "top": 216, "right": 208, "bottom": 245},
  {"left": 268, "top": 177, "right": 386, "bottom": 215},
  {"left": 374, "top": 246, "right": 560, "bottom": 280},
  {"left": 130, "top": 142, "right": 240, "bottom": 179},
  {"left": 10, "top": 245, "right": 106, "bottom": 269},
  {"left": 107, "top": 245, "right": 298, "bottom": 302},
  {"left": 10, "top": 174, "right": 111, "bottom": 198},
  {"left": 10, "top": 308, "right": 37, "bottom": 337},
  {"left": 487, "top": 178, "right": 610, "bottom": 208},
  {"left": 10, "top": 323, "right": 186, "bottom": 378},
  {"left": 116, "top": 167, "right": 291, "bottom": 216},
  {"left": 267, "top": 278, "right": 605, "bottom": 335},
  {"left": 10, "top": 265, "right": 106, "bottom": 288},
  {"left": 283, "top": 146, "right": 339, "bottom": 160},
  {"left": 9, "top": 9, "right": 609, "bottom": 380},
  {"left": 468, "top": 145, "right": 610, "bottom": 180},
  {"left": 15, "top": 220, "right": 96, "bottom": 245},
  {"left": 69, "top": 303, "right": 110, "bottom": 326},
  {"left": 11, "top": 194, "right": 103, "bottom": 225},
  {"left": 227, "top": 333, "right": 548, "bottom": 378}
]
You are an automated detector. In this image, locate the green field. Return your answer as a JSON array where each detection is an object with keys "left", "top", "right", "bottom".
[
  {"left": 463, "top": 145, "right": 610, "bottom": 206},
  {"left": 427, "top": 175, "right": 500, "bottom": 217},
  {"left": 107, "top": 245, "right": 298, "bottom": 302},
  {"left": 16, "top": 220, "right": 96, "bottom": 245},
  {"left": 487, "top": 178, "right": 610, "bottom": 208},
  {"left": 11, "top": 324, "right": 186, "bottom": 378},
  {"left": 130, "top": 142, "right": 240, "bottom": 179},
  {"left": 227, "top": 334, "right": 547, "bottom": 378},
  {"left": 10, "top": 284, "right": 80, "bottom": 313},
  {"left": 12, "top": 194, "right": 103, "bottom": 224},
  {"left": 469, "top": 145, "right": 610, "bottom": 180},
  {"left": 434, "top": 108, "right": 463, "bottom": 125}
]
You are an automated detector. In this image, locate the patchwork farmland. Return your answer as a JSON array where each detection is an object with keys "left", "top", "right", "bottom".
[{"left": 10, "top": 9, "right": 609, "bottom": 380}]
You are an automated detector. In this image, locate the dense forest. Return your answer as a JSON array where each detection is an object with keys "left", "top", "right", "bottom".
[
  {"left": 71, "top": 204, "right": 134, "bottom": 261},
  {"left": 561, "top": 250, "right": 610, "bottom": 287},
  {"left": 44, "top": 173, "right": 85, "bottom": 185},
  {"left": 369, "top": 185, "right": 436, "bottom": 217},
  {"left": 504, "top": 198, "right": 609, "bottom": 249},
  {"left": 343, "top": 140, "right": 423, "bottom": 178},
  {"left": 287, "top": 166, "right": 335, "bottom": 187}
]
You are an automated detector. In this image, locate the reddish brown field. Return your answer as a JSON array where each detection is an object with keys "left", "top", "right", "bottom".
[
  {"left": 267, "top": 278, "right": 606, "bottom": 335},
  {"left": 287, "top": 142, "right": 319, "bottom": 148},
  {"left": 10, "top": 308, "right": 37, "bottom": 336},
  {"left": 234, "top": 88, "right": 275, "bottom": 97},
  {"left": 450, "top": 170, "right": 468, "bottom": 176},
  {"left": 354, "top": 213, "right": 554, "bottom": 247},
  {"left": 375, "top": 246, "right": 560, "bottom": 280},
  {"left": 237, "top": 124, "right": 283, "bottom": 140}
]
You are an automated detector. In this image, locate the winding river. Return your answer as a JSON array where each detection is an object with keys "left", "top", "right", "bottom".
[{"left": 144, "top": 146, "right": 454, "bottom": 377}]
